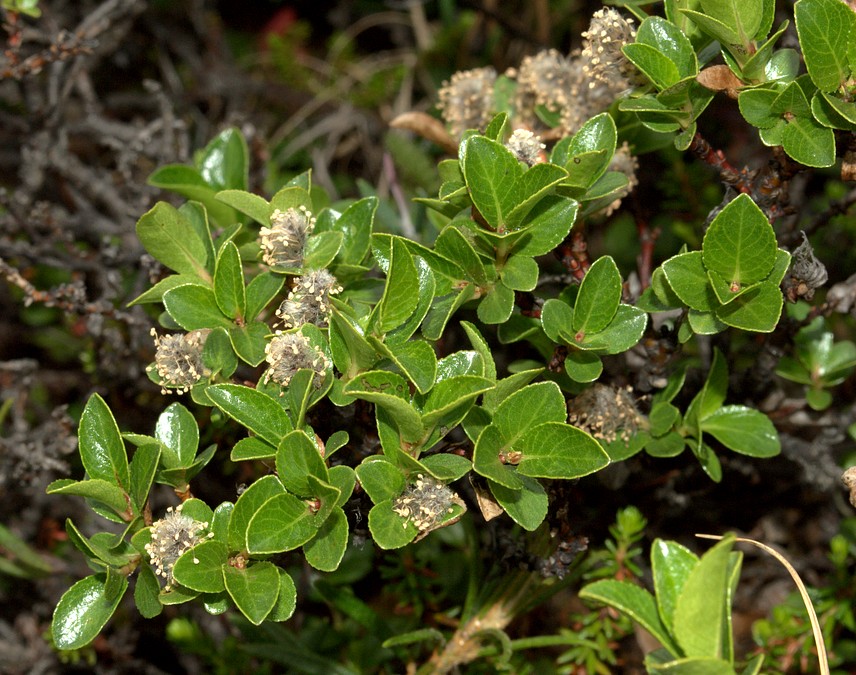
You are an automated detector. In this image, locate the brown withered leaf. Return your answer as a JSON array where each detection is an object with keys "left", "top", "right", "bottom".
[
  {"left": 697, "top": 65, "right": 743, "bottom": 99},
  {"left": 390, "top": 111, "right": 458, "bottom": 155},
  {"left": 842, "top": 149, "right": 856, "bottom": 182}
]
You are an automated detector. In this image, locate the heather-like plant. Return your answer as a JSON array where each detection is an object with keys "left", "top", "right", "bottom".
[{"left": 48, "top": 1, "right": 856, "bottom": 671}]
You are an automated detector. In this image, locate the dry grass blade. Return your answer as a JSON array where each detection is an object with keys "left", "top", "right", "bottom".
[{"left": 696, "top": 533, "right": 830, "bottom": 675}]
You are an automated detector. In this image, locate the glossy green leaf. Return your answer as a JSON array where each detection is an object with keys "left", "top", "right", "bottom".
[
  {"left": 128, "top": 444, "right": 160, "bottom": 516},
  {"left": 652, "top": 539, "right": 699, "bottom": 633},
  {"left": 564, "top": 350, "right": 603, "bottom": 383},
  {"left": 637, "top": 17, "right": 698, "bottom": 78},
  {"left": 647, "top": 658, "right": 738, "bottom": 674},
  {"left": 701, "top": 405, "right": 780, "bottom": 457},
  {"left": 246, "top": 492, "right": 317, "bottom": 554},
  {"left": 673, "top": 535, "right": 735, "bottom": 658},
  {"left": 687, "top": 309, "right": 727, "bottom": 335},
  {"left": 580, "top": 579, "right": 682, "bottom": 656},
  {"left": 228, "top": 475, "right": 285, "bottom": 551},
  {"left": 356, "top": 458, "right": 406, "bottom": 504},
  {"left": 223, "top": 562, "right": 279, "bottom": 626},
  {"left": 377, "top": 339, "right": 437, "bottom": 395},
  {"left": 52, "top": 574, "right": 127, "bottom": 650},
  {"left": 436, "top": 225, "right": 491, "bottom": 286},
  {"left": 172, "top": 541, "right": 228, "bottom": 593},
  {"left": 419, "top": 375, "right": 493, "bottom": 423},
  {"left": 267, "top": 567, "right": 298, "bottom": 622},
  {"left": 79, "top": 394, "right": 130, "bottom": 492},
  {"left": 213, "top": 242, "right": 246, "bottom": 320},
  {"left": 47, "top": 478, "right": 129, "bottom": 517},
  {"left": 505, "top": 162, "right": 569, "bottom": 228},
  {"left": 494, "top": 381, "right": 567, "bottom": 447},
  {"left": 332, "top": 196, "right": 376, "bottom": 265},
  {"left": 377, "top": 238, "right": 420, "bottom": 333},
  {"left": 215, "top": 189, "right": 270, "bottom": 224},
  {"left": 781, "top": 115, "right": 836, "bottom": 168},
  {"left": 329, "top": 308, "right": 379, "bottom": 377},
  {"left": 136, "top": 202, "right": 211, "bottom": 280},
  {"left": 573, "top": 256, "right": 622, "bottom": 336},
  {"left": 645, "top": 432, "right": 686, "bottom": 457},
  {"left": 473, "top": 424, "right": 523, "bottom": 489},
  {"left": 510, "top": 195, "right": 578, "bottom": 257},
  {"left": 795, "top": 0, "right": 856, "bottom": 92},
  {"left": 229, "top": 438, "right": 275, "bottom": 463},
  {"left": 738, "top": 89, "right": 779, "bottom": 128},
  {"left": 276, "top": 430, "right": 329, "bottom": 497},
  {"left": 714, "top": 281, "right": 783, "bottom": 332},
  {"left": 500, "top": 255, "right": 539, "bottom": 292},
  {"left": 662, "top": 251, "right": 719, "bottom": 312},
  {"left": 680, "top": 9, "right": 740, "bottom": 47},
  {"left": 518, "top": 421, "right": 610, "bottom": 479},
  {"left": 155, "top": 403, "right": 199, "bottom": 469},
  {"left": 304, "top": 508, "right": 349, "bottom": 572},
  {"left": 134, "top": 565, "right": 163, "bottom": 619},
  {"left": 163, "top": 284, "right": 232, "bottom": 330},
  {"left": 577, "top": 305, "right": 648, "bottom": 354},
  {"left": 368, "top": 500, "right": 418, "bottom": 549},
  {"left": 567, "top": 113, "right": 617, "bottom": 167},
  {"left": 343, "top": 371, "right": 424, "bottom": 442},
  {"left": 386, "top": 257, "right": 437, "bottom": 345},
  {"left": 702, "top": 195, "right": 776, "bottom": 286},
  {"left": 624, "top": 43, "right": 682, "bottom": 89},
  {"left": 488, "top": 474, "right": 548, "bottom": 531},
  {"left": 198, "top": 128, "right": 248, "bottom": 192},
  {"left": 304, "top": 230, "right": 344, "bottom": 269},
  {"left": 208, "top": 384, "right": 293, "bottom": 446},
  {"left": 461, "top": 136, "right": 523, "bottom": 230},
  {"left": 420, "top": 453, "right": 472, "bottom": 481},
  {"left": 210, "top": 502, "right": 234, "bottom": 545},
  {"left": 477, "top": 283, "right": 515, "bottom": 324},
  {"left": 649, "top": 402, "right": 681, "bottom": 437}
]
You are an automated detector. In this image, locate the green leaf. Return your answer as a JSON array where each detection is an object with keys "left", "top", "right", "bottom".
[
  {"left": 702, "top": 194, "right": 776, "bottom": 286},
  {"left": 368, "top": 500, "right": 418, "bottom": 549},
  {"left": 488, "top": 474, "right": 548, "bottom": 531},
  {"left": 78, "top": 394, "right": 130, "bottom": 492},
  {"left": 213, "top": 242, "right": 246, "bottom": 320},
  {"left": 47, "top": 478, "right": 129, "bottom": 517},
  {"left": 687, "top": 309, "right": 727, "bottom": 335},
  {"left": 244, "top": 273, "right": 283, "bottom": 322},
  {"left": 136, "top": 202, "right": 211, "bottom": 280},
  {"left": 477, "top": 284, "right": 515, "bottom": 324},
  {"left": 52, "top": 574, "right": 127, "bottom": 650},
  {"left": 624, "top": 43, "right": 682, "bottom": 89},
  {"left": 566, "top": 112, "right": 618, "bottom": 180},
  {"left": 580, "top": 579, "right": 682, "bottom": 656},
  {"left": 304, "top": 508, "right": 349, "bottom": 572},
  {"left": 230, "top": 437, "right": 276, "bottom": 462},
  {"left": 494, "top": 381, "right": 567, "bottom": 447},
  {"left": 376, "top": 238, "right": 420, "bottom": 333},
  {"left": 646, "top": 433, "right": 687, "bottom": 459},
  {"left": 155, "top": 403, "right": 199, "bottom": 469},
  {"left": 701, "top": 405, "right": 780, "bottom": 457},
  {"left": 564, "top": 350, "right": 604, "bottom": 383},
  {"left": 573, "top": 256, "right": 622, "bottom": 336},
  {"left": 505, "top": 163, "right": 569, "bottom": 228},
  {"left": 128, "top": 444, "right": 160, "bottom": 516},
  {"left": 276, "top": 430, "right": 329, "bottom": 497},
  {"left": 649, "top": 402, "right": 681, "bottom": 437},
  {"left": 436, "top": 226, "right": 491, "bottom": 286},
  {"left": 329, "top": 308, "right": 379, "bottom": 377},
  {"left": 690, "top": 347, "right": 729, "bottom": 424},
  {"left": 473, "top": 424, "right": 523, "bottom": 489},
  {"left": 376, "top": 339, "right": 437, "bottom": 395},
  {"left": 304, "top": 230, "right": 344, "bottom": 269},
  {"left": 680, "top": 9, "right": 740, "bottom": 47},
  {"left": 246, "top": 492, "right": 317, "bottom": 554},
  {"left": 662, "top": 251, "right": 719, "bottom": 311},
  {"left": 210, "top": 384, "right": 293, "bottom": 447},
  {"left": 134, "top": 565, "right": 163, "bottom": 619},
  {"left": 500, "top": 255, "right": 539, "bottom": 292},
  {"left": 201, "top": 327, "right": 238, "bottom": 378},
  {"left": 385, "top": 257, "right": 437, "bottom": 345},
  {"left": 172, "top": 541, "right": 229, "bottom": 593},
  {"left": 651, "top": 539, "right": 699, "bottom": 634},
  {"left": 356, "top": 458, "right": 406, "bottom": 504},
  {"left": 461, "top": 136, "right": 523, "bottom": 230},
  {"left": 198, "top": 128, "right": 248, "bottom": 192},
  {"left": 738, "top": 89, "right": 780, "bottom": 128},
  {"left": 637, "top": 17, "right": 698, "bottom": 78},
  {"left": 223, "top": 562, "right": 279, "bottom": 626},
  {"left": 510, "top": 195, "right": 578, "bottom": 257},
  {"left": 673, "top": 535, "right": 735, "bottom": 658},
  {"left": 795, "top": 0, "right": 856, "bottom": 92},
  {"left": 715, "top": 281, "right": 783, "bottom": 332},
  {"left": 332, "top": 196, "right": 376, "bottom": 265},
  {"left": 576, "top": 305, "right": 648, "bottom": 354},
  {"left": 420, "top": 454, "right": 473, "bottom": 481},
  {"left": 215, "top": 189, "right": 270, "bottom": 224},
  {"left": 518, "top": 421, "right": 610, "bottom": 479},
  {"left": 163, "top": 284, "right": 232, "bottom": 330},
  {"left": 343, "top": 371, "right": 424, "bottom": 443},
  {"left": 781, "top": 115, "right": 836, "bottom": 168},
  {"left": 228, "top": 475, "right": 285, "bottom": 551},
  {"left": 268, "top": 567, "right": 298, "bottom": 622},
  {"left": 648, "top": 657, "right": 738, "bottom": 674},
  {"left": 418, "top": 375, "right": 493, "bottom": 423}
]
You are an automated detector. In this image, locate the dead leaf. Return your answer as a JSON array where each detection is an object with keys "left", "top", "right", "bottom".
[
  {"left": 390, "top": 111, "right": 458, "bottom": 154},
  {"left": 697, "top": 65, "right": 743, "bottom": 99}
]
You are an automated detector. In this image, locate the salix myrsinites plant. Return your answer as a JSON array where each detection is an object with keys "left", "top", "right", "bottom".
[{"left": 50, "top": 1, "right": 856, "bottom": 672}]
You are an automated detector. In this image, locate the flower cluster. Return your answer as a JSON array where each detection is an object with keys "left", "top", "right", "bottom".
[
  {"left": 276, "top": 269, "right": 342, "bottom": 329},
  {"left": 263, "top": 331, "right": 331, "bottom": 389},
  {"left": 148, "top": 328, "right": 210, "bottom": 394},
  {"left": 505, "top": 128, "right": 546, "bottom": 166},
  {"left": 259, "top": 206, "right": 315, "bottom": 268},
  {"left": 436, "top": 66, "right": 497, "bottom": 138},
  {"left": 144, "top": 504, "right": 212, "bottom": 591},
  {"left": 603, "top": 141, "right": 640, "bottom": 217},
  {"left": 567, "top": 383, "right": 641, "bottom": 444},
  {"left": 581, "top": 8, "right": 642, "bottom": 95},
  {"left": 392, "top": 474, "right": 464, "bottom": 533},
  {"left": 513, "top": 49, "right": 582, "bottom": 120}
]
